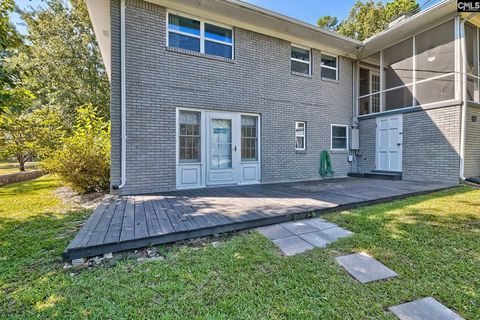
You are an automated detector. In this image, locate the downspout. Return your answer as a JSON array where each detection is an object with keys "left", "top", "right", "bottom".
[
  {"left": 459, "top": 14, "right": 475, "bottom": 180},
  {"left": 114, "top": 0, "right": 127, "bottom": 189}
]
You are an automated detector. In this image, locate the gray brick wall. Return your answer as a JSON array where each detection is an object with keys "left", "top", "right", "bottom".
[
  {"left": 356, "top": 106, "right": 462, "bottom": 183},
  {"left": 465, "top": 106, "right": 480, "bottom": 177},
  {"left": 111, "top": 0, "right": 354, "bottom": 195}
]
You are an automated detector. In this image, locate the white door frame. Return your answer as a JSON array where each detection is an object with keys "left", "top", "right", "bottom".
[
  {"left": 206, "top": 111, "right": 239, "bottom": 186},
  {"left": 375, "top": 114, "right": 403, "bottom": 172},
  {"left": 176, "top": 108, "right": 261, "bottom": 189}
]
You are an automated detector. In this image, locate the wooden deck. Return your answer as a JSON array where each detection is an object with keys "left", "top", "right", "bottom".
[{"left": 64, "top": 178, "right": 455, "bottom": 260}]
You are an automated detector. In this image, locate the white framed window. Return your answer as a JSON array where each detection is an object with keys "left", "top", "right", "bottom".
[
  {"left": 331, "top": 124, "right": 348, "bottom": 151},
  {"left": 167, "top": 12, "right": 234, "bottom": 59},
  {"left": 321, "top": 53, "right": 338, "bottom": 80},
  {"left": 241, "top": 115, "right": 258, "bottom": 161},
  {"left": 291, "top": 45, "right": 311, "bottom": 75},
  {"left": 295, "top": 121, "right": 306, "bottom": 150},
  {"left": 179, "top": 110, "right": 201, "bottom": 162}
]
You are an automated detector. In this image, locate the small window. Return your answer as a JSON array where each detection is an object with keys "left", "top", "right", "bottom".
[
  {"left": 291, "top": 45, "right": 311, "bottom": 75},
  {"left": 241, "top": 116, "right": 258, "bottom": 161},
  {"left": 168, "top": 13, "right": 233, "bottom": 59},
  {"left": 331, "top": 125, "right": 348, "bottom": 150},
  {"left": 295, "top": 121, "right": 306, "bottom": 150},
  {"left": 321, "top": 54, "right": 338, "bottom": 80},
  {"left": 179, "top": 111, "right": 201, "bottom": 162}
]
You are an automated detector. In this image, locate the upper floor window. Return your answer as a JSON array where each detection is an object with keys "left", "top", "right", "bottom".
[
  {"left": 168, "top": 13, "right": 233, "bottom": 59},
  {"left": 295, "top": 121, "right": 306, "bottom": 150},
  {"left": 321, "top": 54, "right": 338, "bottom": 80},
  {"left": 291, "top": 45, "right": 311, "bottom": 75}
]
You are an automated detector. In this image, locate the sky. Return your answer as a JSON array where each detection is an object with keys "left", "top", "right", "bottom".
[{"left": 11, "top": 0, "right": 442, "bottom": 34}]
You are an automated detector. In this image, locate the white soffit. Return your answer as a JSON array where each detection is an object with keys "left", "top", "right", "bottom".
[
  {"left": 86, "top": 0, "right": 111, "bottom": 79},
  {"left": 146, "top": 0, "right": 361, "bottom": 57}
]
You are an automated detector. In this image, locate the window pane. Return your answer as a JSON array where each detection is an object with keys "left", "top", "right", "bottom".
[
  {"left": 211, "top": 119, "right": 232, "bottom": 169},
  {"left": 168, "top": 14, "right": 200, "bottom": 36},
  {"left": 291, "top": 46, "right": 310, "bottom": 62},
  {"left": 179, "top": 111, "right": 201, "bottom": 162},
  {"left": 321, "top": 67, "right": 337, "bottom": 80},
  {"left": 332, "top": 138, "right": 347, "bottom": 149},
  {"left": 205, "top": 23, "right": 232, "bottom": 43},
  {"left": 321, "top": 55, "right": 337, "bottom": 68},
  {"left": 292, "top": 61, "right": 310, "bottom": 74},
  {"left": 332, "top": 126, "right": 347, "bottom": 138},
  {"left": 296, "top": 137, "right": 305, "bottom": 150},
  {"left": 205, "top": 41, "right": 232, "bottom": 58},
  {"left": 241, "top": 116, "right": 258, "bottom": 161},
  {"left": 169, "top": 32, "right": 200, "bottom": 52}
]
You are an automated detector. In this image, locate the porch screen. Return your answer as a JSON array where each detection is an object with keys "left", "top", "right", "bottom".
[
  {"left": 415, "top": 20, "right": 455, "bottom": 105},
  {"left": 383, "top": 38, "right": 413, "bottom": 110}
]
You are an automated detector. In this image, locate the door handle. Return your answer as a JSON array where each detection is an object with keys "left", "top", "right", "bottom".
[
  {"left": 234, "top": 146, "right": 237, "bottom": 151},
  {"left": 397, "top": 143, "right": 402, "bottom": 146}
]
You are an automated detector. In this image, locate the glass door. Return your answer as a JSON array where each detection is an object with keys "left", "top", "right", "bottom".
[{"left": 206, "top": 112, "right": 238, "bottom": 185}]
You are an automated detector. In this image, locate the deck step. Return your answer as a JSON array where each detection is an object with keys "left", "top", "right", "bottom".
[{"left": 348, "top": 171, "right": 402, "bottom": 181}]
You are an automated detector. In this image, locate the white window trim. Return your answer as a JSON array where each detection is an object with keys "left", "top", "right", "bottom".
[
  {"left": 240, "top": 115, "right": 259, "bottom": 162},
  {"left": 166, "top": 11, "right": 234, "bottom": 59},
  {"left": 321, "top": 53, "right": 339, "bottom": 81},
  {"left": 291, "top": 44, "right": 311, "bottom": 75},
  {"left": 331, "top": 124, "right": 349, "bottom": 151},
  {"left": 295, "top": 121, "right": 306, "bottom": 151}
]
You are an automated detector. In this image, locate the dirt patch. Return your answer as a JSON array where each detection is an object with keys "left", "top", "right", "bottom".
[{"left": 55, "top": 186, "right": 107, "bottom": 210}]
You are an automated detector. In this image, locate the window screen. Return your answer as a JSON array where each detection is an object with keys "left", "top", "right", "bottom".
[
  {"left": 179, "top": 111, "right": 201, "bottom": 162},
  {"left": 241, "top": 116, "right": 258, "bottom": 161}
]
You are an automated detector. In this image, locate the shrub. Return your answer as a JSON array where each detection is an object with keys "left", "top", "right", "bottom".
[{"left": 43, "top": 105, "right": 110, "bottom": 193}]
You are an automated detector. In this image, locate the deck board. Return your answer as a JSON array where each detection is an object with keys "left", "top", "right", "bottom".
[{"left": 64, "top": 178, "right": 456, "bottom": 260}]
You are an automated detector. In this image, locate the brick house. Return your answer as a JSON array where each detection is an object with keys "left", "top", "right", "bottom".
[{"left": 85, "top": 0, "right": 480, "bottom": 195}]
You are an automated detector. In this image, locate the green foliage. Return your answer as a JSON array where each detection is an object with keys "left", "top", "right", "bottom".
[
  {"left": 0, "top": 89, "right": 63, "bottom": 171},
  {"left": 317, "top": 16, "right": 339, "bottom": 31},
  {"left": 0, "top": 0, "right": 22, "bottom": 105},
  {"left": 318, "top": 0, "right": 419, "bottom": 41},
  {"left": 12, "top": 0, "right": 109, "bottom": 125},
  {"left": 44, "top": 105, "right": 110, "bottom": 193}
]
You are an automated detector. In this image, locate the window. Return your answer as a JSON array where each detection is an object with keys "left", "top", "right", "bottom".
[
  {"left": 241, "top": 116, "right": 258, "bottom": 161},
  {"left": 331, "top": 125, "right": 348, "bottom": 151},
  {"left": 321, "top": 54, "right": 338, "bottom": 80},
  {"left": 295, "top": 121, "right": 306, "bottom": 150},
  {"left": 179, "top": 111, "right": 201, "bottom": 162},
  {"left": 168, "top": 13, "right": 233, "bottom": 59},
  {"left": 291, "top": 45, "right": 311, "bottom": 75}
]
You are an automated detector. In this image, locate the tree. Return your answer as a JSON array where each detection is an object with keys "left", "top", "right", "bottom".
[
  {"left": 0, "top": 88, "right": 64, "bottom": 171},
  {"left": 0, "top": 0, "right": 22, "bottom": 113},
  {"left": 317, "top": 0, "right": 419, "bottom": 41},
  {"left": 12, "top": 0, "right": 109, "bottom": 125},
  {"left": 317, "top": 16, "right": 339, "bottom": 32}
]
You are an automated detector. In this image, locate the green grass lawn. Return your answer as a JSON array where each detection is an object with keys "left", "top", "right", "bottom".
[{"left": 0, "top": 177, "right": 479, "bottom": 319}]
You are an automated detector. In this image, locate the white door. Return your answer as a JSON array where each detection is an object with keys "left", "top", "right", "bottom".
[
  {"left": 206, "top": 112, "right": 239, "bottom": 185},
  {"left": 376, "top": 115, "right": 403, "bottom": 172}
]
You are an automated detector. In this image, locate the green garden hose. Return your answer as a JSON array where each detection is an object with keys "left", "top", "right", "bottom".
[{"left": 319, "top": 150, "right": 335, "bottom": 177}]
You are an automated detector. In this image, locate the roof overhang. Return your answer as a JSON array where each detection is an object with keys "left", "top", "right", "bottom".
[
  {"left": 360, "top": 0, "right": 458, "bottom": 59},
  {"left": 86, "top": 0, "right": 362, "bottom": 78},
  {"left": 86, "top": 0, "right": 111, "bottom": 79}
]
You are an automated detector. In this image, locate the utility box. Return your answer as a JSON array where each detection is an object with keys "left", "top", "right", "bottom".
[{"left": 351, "top": 128, "right": 360, "bottom": 150}]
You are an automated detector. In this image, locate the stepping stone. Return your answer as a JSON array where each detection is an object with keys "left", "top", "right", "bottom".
[
  {"left": 389, "top": 297, "right": 464, "bottom": 320},
  {"left": 298, "top": 231, "right": 332, "bottom": 248},
  {"left": 321, "top": 227, "right": 353, "bottom": 241},
  {"left": 335, "top": 252, "right": 398, "bottom": 283},
  {"left": 304, "top": 218, "right": 338, "bottom": 230},
  {"left": 257, "top": 224, "right": 294, "bottom": 240},
  {"left": 272, "top": 236, "right": 314, "bottom": 256},
  {"left": 281, "top": 221, "right": 318, "bottom": 235}
]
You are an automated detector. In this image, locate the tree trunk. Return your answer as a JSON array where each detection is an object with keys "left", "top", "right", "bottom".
[{"left": 17, "top": 155, "right": 26, "bottom": 172}]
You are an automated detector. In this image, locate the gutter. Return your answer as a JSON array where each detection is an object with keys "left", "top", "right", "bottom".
[
  {"left": 459, "top": 13, "right": 476, "bottom": 180},
  {"left": 113, "top": 0, "right": 127, "bottom": 190}
]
